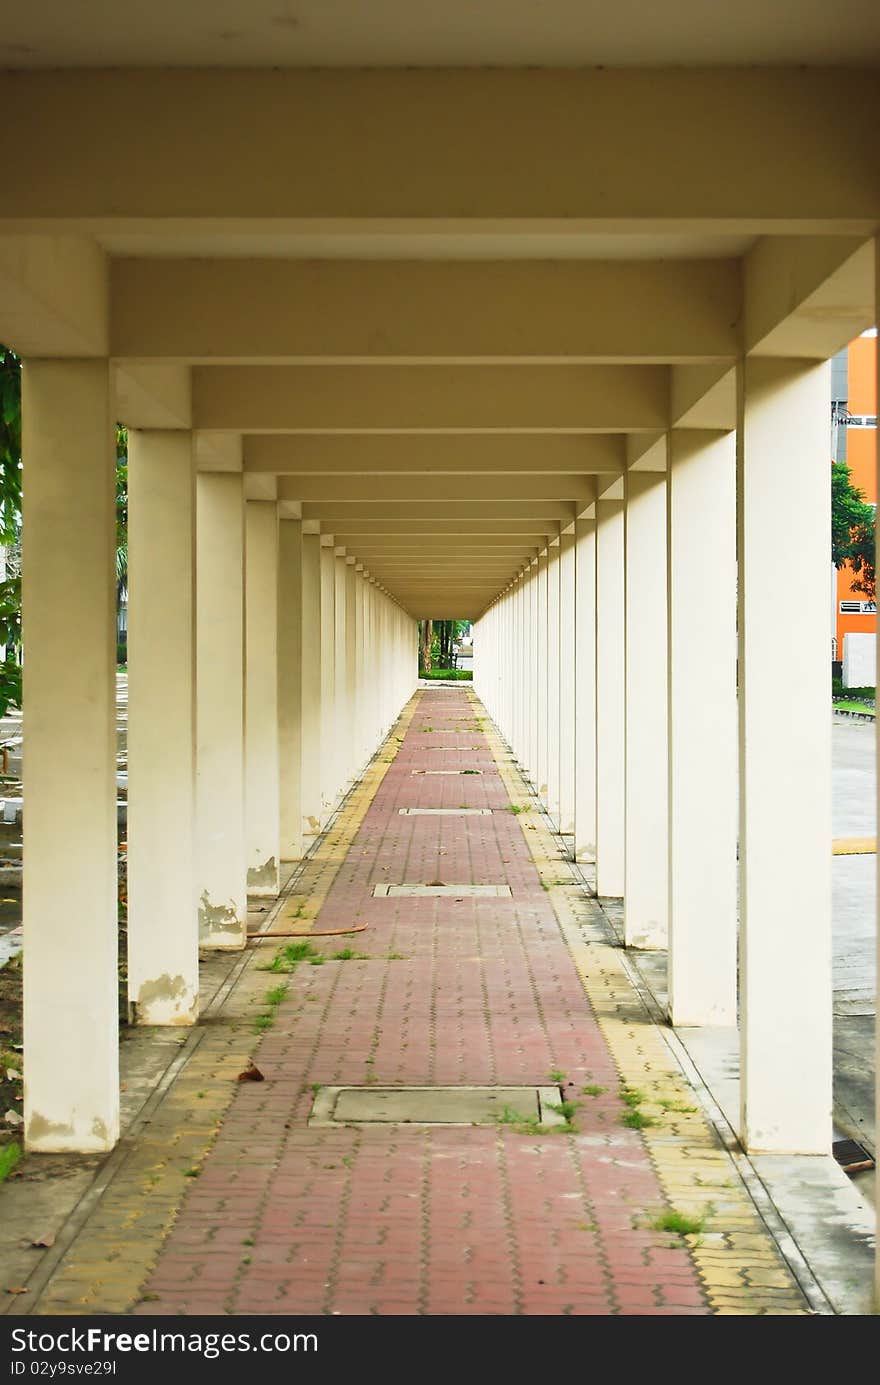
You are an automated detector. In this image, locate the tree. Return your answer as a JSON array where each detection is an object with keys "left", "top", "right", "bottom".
[
  {"left": 0, "top": 348, "right": 130, "bottom": 716},
  {"left": 0, "top": 349, "right": 23, "bottom": 718},
  {"left": 832, "top": 460, "right": 875, "bottom": 600},
  {"left": 419, "top": 619, "right": 433, "bottom": 674}
]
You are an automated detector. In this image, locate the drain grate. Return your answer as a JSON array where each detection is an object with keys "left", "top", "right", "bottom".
[
  {"left": 310, "top": 1085, "right": 565, "bottom": 1127},
  {"left": 372, "top": 883, "right": 512, "bottom": 897},
  {"left": 398, "top": 808, "right": 492, "bottom": 816},
  {"left": 411, "top": 769, "right": 484, "bottom": 776},
  {"left": 832, "top": 1138, "right": 875, "bottom": 1173}
]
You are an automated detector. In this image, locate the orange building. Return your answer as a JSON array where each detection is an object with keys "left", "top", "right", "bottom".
[{"left": 833, "top": 332, "right": 877, "bottom": 671}]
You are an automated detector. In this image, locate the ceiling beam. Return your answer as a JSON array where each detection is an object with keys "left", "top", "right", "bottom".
[
  {"left": 4, "top": 70, "right": 877, "bottom": 226},
  {"left": 278, "top": 474, "right": 595, "bottom": 503},
  {"left": 193, "top": 364, "right": 667, "bottom": 433},
  {"left": 243, "top": 433, "right": 625, "bottom": 475},
  {"left": 111, "top": 257, "right": 738, "bottom": 363},
  {"left": 302, "top": 501, "right": 576, "bottom": 521}
]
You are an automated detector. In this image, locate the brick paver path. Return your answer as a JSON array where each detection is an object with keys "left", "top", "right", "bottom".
[{"left": 135, "top": 688, "right": 709, "bottom": 1315}]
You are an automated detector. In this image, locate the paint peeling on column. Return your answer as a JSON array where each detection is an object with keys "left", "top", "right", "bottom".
[
  {"left": 132, "top": 974, "right": 198, "bottom": 1026},
  {"left": 247, "top": 856, "right": 278, "bottom": 892},
  {"left": 198, "top": 891, "right": 246, "bottom": 949}
]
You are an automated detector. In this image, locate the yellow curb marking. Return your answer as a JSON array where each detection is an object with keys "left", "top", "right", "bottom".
[{"left": 832, "top": 837, "right": 875, "bottom": 856}]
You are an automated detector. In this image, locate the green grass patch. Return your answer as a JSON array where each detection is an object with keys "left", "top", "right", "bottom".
[
  {"left": 582, "top": 1084, "right": 607, "bottom": 1097},
  {"left": 254, "top": 1014, "right": 274, "bottom": 1032},
  {"left": 622, "top": 1108, "right": 655, "bottom": 1130},
  {"left": 267, "top": 939, "right": 318, "bottom": 972},
  {"left": 264, "top": 984, "right": 288, "bottom": 1008},
  {"left": 508, "top": 804, "right": 529, "bottom": 815},
  {"left": 650, "top": 1209, "right": 708, "bottom": 1236},
  {"left": 420, "top": 668, "right": 473, "bottom": 681},
  {"left": 833, "top": 700, "right": 875, "bottom": 715},
  {"left": 332, "top": 948, "right": 369, "bottom": 961},
  {"left": 0, "top": 1142, "right": 21, "bottom": 1183}
]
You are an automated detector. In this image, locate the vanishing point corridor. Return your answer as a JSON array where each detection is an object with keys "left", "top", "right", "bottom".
[{"left": 17, "top": 687, "right": 811, "bottom": 1317}]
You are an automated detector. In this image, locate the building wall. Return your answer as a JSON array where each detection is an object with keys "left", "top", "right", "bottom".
[{"left": 834, "top": 333, "right": 877, "bottom": 668}]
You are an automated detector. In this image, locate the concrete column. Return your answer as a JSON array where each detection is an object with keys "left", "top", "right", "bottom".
[
  {"left": 574, "top": 519, "right": 597, "bottom": 863},
  {"left": 527, "top": 562, "right": 539, "bottom": 788},
  {"left": 546, "top": 542, "right": 562, "bottom": 829},
  {"left": 667, "top": 431, "right": 737, "bottom": 1026},
  {"left": 319, "top": 537, "right": 337, "bottom": 819},
  {"left": 355, "top": 566, "right": 367, "bottom": 769},
  {"left": 300, "top": 528, "right": 322, "bottom": 839},
  {"left": 624, "top": 471, "right": 668, "bottom": 948},
  {"left": 245, "top": 501, "right": 280, "bottom": 897},
  {"left": 22, "top": 359, "right": 119, "bottom": 1151},
  {"left": 595, "top": 499, "right": 625, "bottom": 897},
  {"left": 345, "top": 557, "right": 358, "bottom": 778},
  {"left": 127, "top": 430, "right": 198, "bottom": 1026},
  {"left": 196, "top": 472, "right": 246, "bottom": 949},
  {"left": 738, "top": 358, "right": 831, "bottom": 1154},
  {"left": 535, "top": 550, "right": 549, "bottom": 805},
  {"left": 558, "top": 531, "right": 576, "bottom": 840},
  {"left": 278, "top": 517, "right": 303, "bottom": 863},
  {"left": 334, "top": 550, "right": 348, "bottom": 790}
]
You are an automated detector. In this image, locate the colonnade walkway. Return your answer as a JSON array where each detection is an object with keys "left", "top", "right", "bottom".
[{"left": 9, "top": 688, "right": 811, "bottom": 1317}]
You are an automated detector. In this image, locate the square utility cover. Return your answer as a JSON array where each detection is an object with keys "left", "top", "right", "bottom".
[{"left": 309, "top": 1085, "right": 565, "bottom": 1127}]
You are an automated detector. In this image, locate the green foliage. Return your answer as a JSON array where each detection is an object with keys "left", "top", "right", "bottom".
[
  {"left": 832, "top": 460, "right": 875, "bottom": 599},
  {"left": 832, "top": 679, "right": 874, "bottom": 701},
  {"left": 650, "top": 1209, "right": 707, "bottom": 1236},
  {"left": 0, "top": 1141, "right": 21, "bottom": 1183},
  {"left": 0, "top": 349, "right": 22, "bottom": 548},
  {"left": 421, "top": 667, "right": 473, "bottom": 681}
]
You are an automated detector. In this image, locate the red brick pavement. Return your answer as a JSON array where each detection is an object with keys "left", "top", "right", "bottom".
[{"left": 134, "top": 689, "right": 708, "bottom": 1316}]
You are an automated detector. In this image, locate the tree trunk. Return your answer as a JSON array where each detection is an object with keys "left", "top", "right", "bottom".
[{"left": 420, "top": 618, "right": 433, "bottom": 673}]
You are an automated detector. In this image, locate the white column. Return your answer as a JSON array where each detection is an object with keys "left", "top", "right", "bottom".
[
  {"left": 546, "top": 542, "right": 562, "bottom": 829},
  {"left": 345, "top": 557, "right": 358, "bottom": 778},
  {"left": 319, "top": 537, "right": 337, "bottom": 820},
  {"left": 300, "top": 528, "right": 322, "bottom": 838},
  {"left": 196, "top": 471, "right": 246, "bottom": 949},
  {"left": 355, "top": 566, "right": 367, "bottom": 768},
  {"left": 624, "top": 471, "right": 668, "bottom": 948},
  {"left": 574, "top": 519, "right": 597, "bottom": 863},
  {"left": 558, "top": 531, "right": 576, "bottom": 840},
  {"left": 127, "top": 430, "right": 198, "bottom": 1025},
  {"left": 738, "top": 358, "right": 831, "bottom": 1154},
  {"left": 595, "top": 499, "right": 625, "bottom": 897},
  {"left": 667, "top": 431, "right": 737, "bottom": 1026},
  {"left": 334, "top": 550, "right": 349, "bottom": 790},
  {"left": 527, "top": 561, "right": 539, "bottom": 788},
  {"left": 535, "top": 550, "right": 549, "bottom": 805},
  {"left": 22, "top": 359, "right": 119, "bottom": 1150},
  {"left": 278, "top": 517, "right": 303, "bottom": 862},
  {"left": 245, "top": 500, "right": 280, "bottom": 897}
]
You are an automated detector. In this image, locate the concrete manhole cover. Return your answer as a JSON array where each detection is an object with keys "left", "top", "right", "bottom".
[
  {"left": 397, "top": 808, "right": 492, "bottom": 816},
  {"left": 310, "top": 1085, "right": 566, "bottom": 1127},
  {"left": 372, "top": 883, "right": 512, "bottom": 897}
]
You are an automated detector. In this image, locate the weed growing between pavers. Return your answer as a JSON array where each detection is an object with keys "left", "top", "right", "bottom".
[
  {"left": 494, "top": 1098, "right": 581, "bottom": 1135},
  {"left": 649, "top": 1208, "right": 712, "bottom": 1238},
  {"left": 0, "top": 1140, "right": 21, "bottom": 1182},
  {"left": 619, "top": 1085, "right": 657, "bottom": 1129},
  {"left": 582, "top": 1084, "right": 607, "bottom": 1097},
  {"left": 253, "top": 980, "right": 290, "bottom": 1032}
]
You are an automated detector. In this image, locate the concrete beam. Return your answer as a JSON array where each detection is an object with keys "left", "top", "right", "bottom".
[
  {"left": 278, "top": 475, "right": 595, "bottom": 504},
  {"left": 111, "top": 257, "right": 739, "bottom": 363},
  {"left": 744, "top": 236, "right": 875, "bottom": 358},
  {"left": 313, "top": 518, "right": 561, "bottom": 536},
  {"left": 303, "top": 501, "right": 576, "bottom": 522},
  {"left": 0, "top": 235, "right": 108, "bottom": 357},
  {"left": 192, "top": 364, "right": 668, "bottom": 433},
  {"left": 244, "top": 433, "right": 625, "bottom": 475},
  {"left": 3, "top": 70, "right": 878, "bottom": 225}
]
